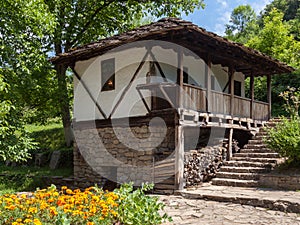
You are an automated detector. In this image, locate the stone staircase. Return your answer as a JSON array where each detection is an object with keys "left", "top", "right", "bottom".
[{"left": 212, "top": 119, "right": 284, "bottom": 187}]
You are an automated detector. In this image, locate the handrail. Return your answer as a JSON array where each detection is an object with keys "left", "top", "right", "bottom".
[
  {"left": 183, "top": 83, "right": 206, "bottom": 91},
  {"left": 253, "top": 100, "right": 269, "bottom": 105},
  {"left": 234, "top": 95, "right": 251, "bottom": 102}
]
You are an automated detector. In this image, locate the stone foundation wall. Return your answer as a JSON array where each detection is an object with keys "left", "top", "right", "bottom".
[
  {"left": 259, "top": 174, "right": 300, "bottom": 190},
  {"left": 73, "top": 114, "right": 176, "bottom": 187}
]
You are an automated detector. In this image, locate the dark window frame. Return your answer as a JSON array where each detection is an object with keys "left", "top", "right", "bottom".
[{"left": 101, "top": 58, "right": 115, "bottom": 92}]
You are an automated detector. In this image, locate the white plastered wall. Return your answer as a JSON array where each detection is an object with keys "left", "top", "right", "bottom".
[{"left": 73, "top": 45, "right": 246, "bottom": 122}]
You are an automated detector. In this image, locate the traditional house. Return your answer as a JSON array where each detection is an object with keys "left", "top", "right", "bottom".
[{"left": 51, "top": 18, "right": 294, "bottom": 192}]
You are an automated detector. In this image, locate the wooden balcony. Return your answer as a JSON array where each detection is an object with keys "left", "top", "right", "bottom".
[{"left": 183, "top": 84, "right": 269, "bottom": 121}]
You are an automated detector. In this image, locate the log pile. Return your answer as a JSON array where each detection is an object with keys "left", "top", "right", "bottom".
[{"left": 184, "top": 144, "right": 226, "bottom": 187}]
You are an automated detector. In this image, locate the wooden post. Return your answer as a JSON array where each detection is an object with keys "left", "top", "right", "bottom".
[
  {"left": 267, "top": 74, "right": 272, "bottom": 120},
  {"left": 227, "top": 120, "right": 233, "bottom": 161},
  {"left": 250, "top": 72, "right": 255, "bottom": 119},
  {"left": 177, "top": 48, "right": 184, "bottom": 108},
  {"left": 229, "top": 66, "right": 235, "bottom": 115},
  {"left": 175, "top": 125, "right": 184, "bottom": 190},
  {"left": 205, "top": 55, "right": 212, "bottom": 112}
]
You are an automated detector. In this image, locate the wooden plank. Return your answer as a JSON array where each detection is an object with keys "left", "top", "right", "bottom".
[
  {"left": 205, "top": 55, "right": 212, "bottom": 112},
  {"left": 175, "top": 125, "right": 184, "bottom": 190},
  {"left": 267, "top": 74, "right": 272, "bottom": 119},
  {"left": 227, "top": 120, "right": 233, "bottom": 160},
  {"left": 229, "top": 66, "right": 235, "bottom": 115},
  {"left": 178, "top": 48, "right": 184, "bottom": 108},
  {"left": 250, "top": 72, "right": 254, "bottom": 119}
]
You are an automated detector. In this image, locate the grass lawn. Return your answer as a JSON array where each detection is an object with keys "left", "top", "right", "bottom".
[{"left": 0, "top": 164, "right": 73, "bottom": 194}]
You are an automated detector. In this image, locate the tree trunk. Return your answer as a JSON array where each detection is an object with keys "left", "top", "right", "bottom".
[{"left": 55, "top": 63, "right": 73, "bottom": 147}]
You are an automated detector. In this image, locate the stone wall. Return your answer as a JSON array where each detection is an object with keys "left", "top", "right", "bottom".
[
  {"left": 73, "top": 113, "right": 176, "bottom": 188},
  {"left": 259, "top": 174, "right": 300, "bottom": 191}
]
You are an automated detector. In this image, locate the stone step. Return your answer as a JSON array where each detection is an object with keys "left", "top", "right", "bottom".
[
  {"left": 224, "top": 160, "right": 272, "bottom": 168},
  {"left": 216, "top": 172, "right": 260, "bottom": 180},
  {"left": 248, "top": 139, "right": 264, "bottom": 144},
  {"left": 240, "top": 148, "right": 274, "bottom": 153},
  {"left": 244, "top": 144, "right": 268, "bottom": 149},
  {"left": 234, "top": 152, "right": 280, "bottom": 158},
  {"left": 220, "top": 166, "right": 269, "bottom": 173},
  {"left": 255, "top": 132, "right": 268, "bottom": 137},
  {"left": 231, "top": 157, "right": 279, "bottom": 164},
  {"left": 211, "top": 178, "right": 259, "bottom": 187},
  {"left": 252, "top": 135, "right": 267, "bottom": 140}
]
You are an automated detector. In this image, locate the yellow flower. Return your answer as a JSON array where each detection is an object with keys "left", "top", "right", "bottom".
[
  {"left": 33, "top": 218, "right": 42, "bottom": 225},
  {"left": 87, "top": 222, "right": 94, "bottom": 225}
]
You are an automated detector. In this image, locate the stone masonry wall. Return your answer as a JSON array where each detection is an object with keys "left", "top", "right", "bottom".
[
  {"left": 259, "top": 174, "right": 300, "bottom": 191},
  {"left": 73, "top": 116, "right": 175, "bottom": 188}
]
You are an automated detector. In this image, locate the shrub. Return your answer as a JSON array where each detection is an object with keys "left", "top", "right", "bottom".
[
  {"left": 115, "top": 182, "right": 172, "bottom": 225},
  {"left": 266, "top": 117, "right": 300, "bottom": 162}
]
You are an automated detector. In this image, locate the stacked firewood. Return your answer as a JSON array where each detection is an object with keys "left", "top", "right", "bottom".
[{"left": 184, "top": 145, "right": 226, "bottom": 187}]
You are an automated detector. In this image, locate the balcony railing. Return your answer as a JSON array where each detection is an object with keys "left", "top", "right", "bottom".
[{"left": 183, "top": 84, "right": 269, "bottom": 121}]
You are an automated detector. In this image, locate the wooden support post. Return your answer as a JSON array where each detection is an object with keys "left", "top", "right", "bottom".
[
  {"left": 175, "top": 125, "right": 184, "bottom": 190},
  {"left": 205, "top": 55, "right": 212, "bottom": 112},
  {"left": 177, "top": 48, "right": 184, "bottom": 108},
  {"left": 267, "top": 74, "right": 272, "bottom": 120},
  {"left": 250, "top": 72, "right": 255, "bottom": 119},
  {"left": 229, "top": 66, "right": 235, "bottom": 115},
  {"left": 227, "top": 120, "right": 233, "bottom": 161}
]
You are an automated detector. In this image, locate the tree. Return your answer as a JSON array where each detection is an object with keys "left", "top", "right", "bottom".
[
  {"left": 245, "top": 9, "right": 300, "bottom": 115},
  {"left": 246, "top": 9, "right": 300, "bottom": 68},
  {"left": 225, "top": 5, "right": 258, "bottom": 43},
  {"left": 0, "top": 0, "right": 57, "bottom": 161},
  {"left": 44, "top": 0, "right": 205, "bottom": 146}
]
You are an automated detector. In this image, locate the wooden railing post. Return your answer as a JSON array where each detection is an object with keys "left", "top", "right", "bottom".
[
  {"left": 205, "top": 55, "right": 212, "bottom": 112},
  {"left": 250, "top": 72, "right": 255, "bottom": 119},
  {"left": 175, "top": 124, "right": 184, "bottom": 190},
  {"left": 227, "top": 119, "right": 233, "bottom": 161},
  {"left": 229, "top": 66, "right": 235, "bottom": 115},
  {"left": 267, "top": 74, "right": 272, "bottom": 120},
  {"left": 177, "top": 48, "right": 184, "bottom": 108}
]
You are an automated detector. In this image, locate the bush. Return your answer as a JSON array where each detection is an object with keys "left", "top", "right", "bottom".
[
  {"left": 266, "top": 117, "right": 300, "bottom": 162},
  {"left": 115, "top": 183, "right": 172, "bottom": 225}
]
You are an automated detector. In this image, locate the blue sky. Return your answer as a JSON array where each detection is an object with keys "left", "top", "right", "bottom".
[{"left": 181, "top": 0, "right": 272, "bottom": 35}]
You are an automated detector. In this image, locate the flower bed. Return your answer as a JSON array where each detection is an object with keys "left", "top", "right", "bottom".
[{"left": 0, "top": 183, "right": 171, "bottom": 225}]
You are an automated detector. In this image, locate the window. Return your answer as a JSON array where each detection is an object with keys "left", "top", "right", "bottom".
[
  {"left": 234, "top": 80, "right": 242, "bottom": 96},
  {"left": 101, "top": 58, "right": 115, "bottom": 91}
]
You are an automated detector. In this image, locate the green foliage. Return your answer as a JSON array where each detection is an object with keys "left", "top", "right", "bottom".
[
  {"left": 26, "top": 121, "right": 66, "bottom": 151},
  {"left": 266, "top": 117, "right": 300, "bottom": 162},
  {"left": 225, "top": 4, "right": 258, "bottom": 43},
  {"left": 0, "top": 75, "right": 37, "bottom": 162},
  {"left": 279, "top": 86, "right": 300, "bottom": 117},
  {"left": 246, "top": 9, "right": 300, "bottom": 68},
  {"left": 114, "top": 183, "right": 172, "bottom": 225},
  {"left": 266, "top": 88, "right": 300, "bottom": 162}
]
